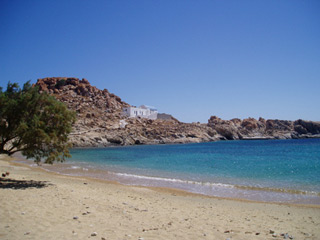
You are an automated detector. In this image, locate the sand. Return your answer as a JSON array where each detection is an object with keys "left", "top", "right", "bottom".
[{"left": 0, "top": 154, "right": 319, "bottom": 240}]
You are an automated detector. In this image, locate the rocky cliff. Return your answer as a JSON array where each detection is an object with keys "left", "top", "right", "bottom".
[
  {"left": 35, "top": 77, "right": 218, "bottom": 147},
  {"left": 35, "top": 77, "right": 320, "bottom": 147}
]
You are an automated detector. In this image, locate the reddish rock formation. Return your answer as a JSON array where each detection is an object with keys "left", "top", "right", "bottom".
[
  {"left": 207, "top": 116, "right": 240, "bottom": 140},
  {"left": 35, "top": 77, "right": 218, "bottom": 147},
  {"left": 34, "top": 77, "right": 320, "bottom": 147},
  {"left": 208, "top": 116, "right": 320, "bottom": 140}
]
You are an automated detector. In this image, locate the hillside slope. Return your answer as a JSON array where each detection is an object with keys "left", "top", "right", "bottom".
[
  {"left": 36, "top": 78, "right": 217, "bottom": 147},
  {"left": 35, "top": 77, "right": 320, "bottom": 147}
]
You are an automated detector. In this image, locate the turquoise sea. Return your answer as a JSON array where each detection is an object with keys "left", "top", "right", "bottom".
[{"left": 22, "top": 139, "right": 320, "bottom": 205}]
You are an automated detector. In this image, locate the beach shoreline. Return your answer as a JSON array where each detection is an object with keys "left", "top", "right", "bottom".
[
  {"left": 1, "top": 154, "right": 320, "bottom": 240},
  {"left": 12, "top": 154, "right": 320, "bottom": 207},
  {"left": 13, "top": 141, "right": 320, "bottom": 207},
  {"left": 9, "top": 154, "right": 320, "bottom": 208}
]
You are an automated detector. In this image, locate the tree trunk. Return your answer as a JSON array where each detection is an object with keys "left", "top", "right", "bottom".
[{"left": 0, "top": 141, "right": 12, "bottom": 155}]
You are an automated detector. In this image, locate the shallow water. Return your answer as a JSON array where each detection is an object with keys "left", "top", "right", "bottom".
[{"left": 18, "top": 139, "right": 320, "bottom": 204}]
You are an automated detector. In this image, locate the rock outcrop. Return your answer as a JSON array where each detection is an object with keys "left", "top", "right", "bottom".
[
  {"left": 36, "top": 77, "right": 128, "bottom": 113},
  {"left": 208, "top": 116, "right": 320, "bottom": 140},
  {"left": 35, "top": 77, "right": 320, "bottom": 147},
  {"left": 35, "top": 77, "right": 218, "bottom": 147}
]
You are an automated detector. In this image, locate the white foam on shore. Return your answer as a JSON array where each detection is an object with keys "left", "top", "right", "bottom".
[
  {"left": 112, "top": 172, "right": 235, "bottom": 188},
  {"left": 70, "top": 166, "right": 81, "bottom": 169},
  {"left": 13, "top": 158, "right": 320, "bottom": 205}
]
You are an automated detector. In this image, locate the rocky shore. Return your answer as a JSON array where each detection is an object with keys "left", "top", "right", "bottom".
[
  {"left": 35, "top": 77, "right": 320, "bottom": 147},
  {"left": 208, "top": 116, "right": 320, "bottom": 140}
]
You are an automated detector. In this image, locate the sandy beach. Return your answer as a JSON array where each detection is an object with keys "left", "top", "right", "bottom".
[{"left": 0, "top": 155, "right": 319, "bottom": 240}]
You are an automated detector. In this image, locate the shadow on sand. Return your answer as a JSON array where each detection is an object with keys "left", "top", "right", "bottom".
[{"left": 0, "top": 178, "right": 52, "bottom": 190}]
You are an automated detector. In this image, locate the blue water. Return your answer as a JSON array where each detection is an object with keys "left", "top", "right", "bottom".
[{"left": 27, "top": 139, "right": 320, "bottom": 204}]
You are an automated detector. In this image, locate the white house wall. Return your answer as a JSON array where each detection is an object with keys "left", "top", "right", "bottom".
[
  {"left": 148, "top": 112, "right": 158, "bottom": 120},
  {"left": 123, "top": 106, "right": 158, "bottom": 119}
]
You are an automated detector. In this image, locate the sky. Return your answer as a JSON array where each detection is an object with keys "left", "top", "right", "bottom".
[{"left": 1, "top": 0, "right": 319, "bottom": 123}]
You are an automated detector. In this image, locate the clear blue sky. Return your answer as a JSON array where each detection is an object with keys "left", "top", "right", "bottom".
[{"left": 1, "top": 0, "right": 319, "bottom": 123}]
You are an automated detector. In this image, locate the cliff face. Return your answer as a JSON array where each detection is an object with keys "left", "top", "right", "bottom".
[
  {"left": 35, "top": 77, "right": 217, "bottom": 147},
  {"left": 35, "top": 77, "right": 320, "bottom": 147}
]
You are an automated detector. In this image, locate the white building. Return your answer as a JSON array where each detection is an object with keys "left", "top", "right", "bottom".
[{"left": 123, "top": 105, "right": 158, "bottom": 120}]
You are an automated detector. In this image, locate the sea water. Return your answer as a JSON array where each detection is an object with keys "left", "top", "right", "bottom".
[{"left": 21, "top": 139, "right": 320, "bottom": 204}]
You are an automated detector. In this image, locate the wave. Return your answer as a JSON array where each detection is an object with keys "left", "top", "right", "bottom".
[
  {"left": 112, "top": 172, "right": 235, "bottom": 188},
  {"left": 234, "top": 185, "right": 320, "bottom": 196},
  {"left": 13, "top": 158, "right": 320, "bottom": 204},
  {"left": 70, "top": 166, "right": 81, "bottom": 169},
  {"left": 112, "top": 172, "right": 320, "bottom": 197}
]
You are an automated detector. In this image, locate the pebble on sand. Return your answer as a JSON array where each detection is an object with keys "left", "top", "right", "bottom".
[
  {"left": 91, "top": 232, "right": 98, "bottom": 236},
  {"left": 281, "top": 233, "right": 294, "bottom": 239}
]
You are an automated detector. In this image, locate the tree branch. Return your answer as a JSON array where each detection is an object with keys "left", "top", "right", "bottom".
[
  {"left": 8, "top": 137, "right": 23, "bottom": 152},
  {"left": 9, "top": 147, "right": 28, "bottom": 155}
]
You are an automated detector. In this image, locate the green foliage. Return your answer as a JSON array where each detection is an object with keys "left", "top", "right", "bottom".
[
  {"left": 0, "top": 81, "right": 76, "bottom": 164},
  {"left": 55, "top": 79, "right": 66, "bottom": 89}
]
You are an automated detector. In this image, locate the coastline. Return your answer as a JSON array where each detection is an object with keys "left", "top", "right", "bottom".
[
  {"left": 7, "top": 153, "right": 320, "bottom": 207},
  {"left": 1, "top": 154, "right": 320, "bottom": 240},
  {"left": 13, "top": 146, "right": 320, "bottom": 206}
]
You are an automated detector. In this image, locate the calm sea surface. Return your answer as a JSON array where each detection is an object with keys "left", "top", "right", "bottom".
[{"left": 20, "top": 139, "right": 320, "bottom": 204}]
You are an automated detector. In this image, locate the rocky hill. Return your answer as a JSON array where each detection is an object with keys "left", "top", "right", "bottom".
[
  {"left": 35, "top": 77, "right": 320, "bottom": 147},
  {"left": 35, "top": 77, "right": 217, "bottom": 147}
]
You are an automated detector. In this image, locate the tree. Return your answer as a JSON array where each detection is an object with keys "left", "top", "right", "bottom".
[{"left": 0, "top": 81, "right": 76, "bottom": 164}]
